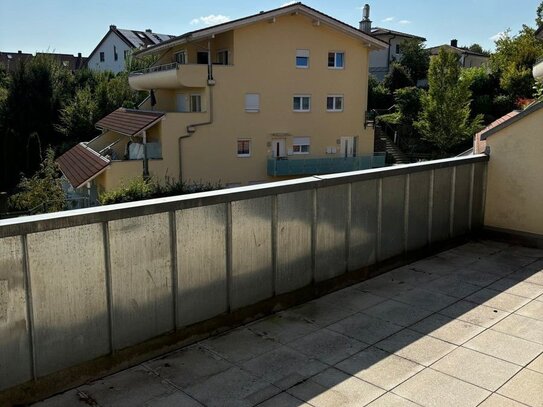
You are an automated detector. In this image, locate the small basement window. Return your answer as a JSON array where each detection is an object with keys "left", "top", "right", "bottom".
[{"left": 292, "top": 137, "right": 310, "bottom": 154}]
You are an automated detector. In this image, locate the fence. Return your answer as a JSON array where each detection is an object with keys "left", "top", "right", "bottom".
[{"left": 0, "top": 154, "right": 488, "bottom": 392}]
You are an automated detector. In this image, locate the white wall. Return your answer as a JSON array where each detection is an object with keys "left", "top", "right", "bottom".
[{"left": 87, "top": 32, "right": 132, "bottom": 73}]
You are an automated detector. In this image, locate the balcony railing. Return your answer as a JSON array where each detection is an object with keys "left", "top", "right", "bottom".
[
  {"left": 267, "top": 153, "right": 386, "bottom": 176},
  {"left": 129, "top": 62, "right": 179, "bottom": 77}
]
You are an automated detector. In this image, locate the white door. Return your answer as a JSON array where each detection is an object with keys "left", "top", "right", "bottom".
[
  {"left": 176, "top": 93, "right": 189, "bottom": 112},
  {"left": 272, "top": 139, "right": 286, "bottom": 157},
  {"left": 340, "top": 136, "right": 355, "bottom": 157}
]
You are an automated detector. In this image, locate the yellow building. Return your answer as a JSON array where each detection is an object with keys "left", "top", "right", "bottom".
[{"left": 58, "top": 3, "right": 387, "bottom": 194}]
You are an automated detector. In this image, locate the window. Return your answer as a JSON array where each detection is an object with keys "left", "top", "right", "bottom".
[
  {"left": 237, "top": 139, "right": 251, "bottom": 157},
  {"left": 296, "top": 49, "right": 309, "bottom": 68},
  {"left": 175, "top": 50, "right": 187, "bottom": 64},
  {"left": 395, "top": 44, "right": 401, "bottom": 54},
  {"left": 245, "top": 93, "right": 260, "bottom": 112},
  {"left": 292, "top": 137, "right": 310, "bottom": 154},
  {"left": 217, "top": 50, "right": 229, "bottom": 65},
  {"left": 99, "top": 52, "right": 105, "bottom": 62},
  {"left": 190, "top": 94, "right": 202, "bottom": 112},
  {"left": 326, "top": 95, "right": 343, "bottom": 112},
  {"left": 328, "top": 52, "right": 344, "bottom": 69},
  {"left": 197, "top": 51, "right": 209, "bottom": 65},
  {"left": 114, "top": 46, "right": 118, "bottom": 61},
  {"left": 293, "top": 95, "right": 311, "bottom": 112}
]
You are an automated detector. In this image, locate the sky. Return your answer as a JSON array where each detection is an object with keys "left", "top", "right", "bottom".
[{"left": 0, "top": 0, "right": 540, "bottom": 56}]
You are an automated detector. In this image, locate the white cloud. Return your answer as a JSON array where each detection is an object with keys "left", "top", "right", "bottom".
[
  {"left": 490, "top": 31, "right": 505, "bottom": 41},
  {"left": 281, "top": 1, "right": 297, "bottom": 6},
  {"left": 398, "top": 20, "right": 411, "bottom": 25},
  {"left": 190, "top": 14, "right": 231, "bottom": 26},
  {"left": 382, "top": 17, "right": 395, "bottom": 22}
]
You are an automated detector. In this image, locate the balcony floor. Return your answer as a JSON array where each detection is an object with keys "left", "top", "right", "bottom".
[{"left": 35, "top": 240, "right": 543, "bottom": 407}]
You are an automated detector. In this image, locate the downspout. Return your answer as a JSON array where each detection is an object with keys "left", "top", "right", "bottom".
[{"left": 387, "top": 34, "right": 397, "bottom": 72}]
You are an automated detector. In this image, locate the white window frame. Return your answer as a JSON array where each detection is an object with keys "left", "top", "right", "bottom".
[
  {"left": 296, "top": 49, "right": 310, "bottom": 69},
  {"left": 217, "top": 49, "right": 229, "bottom": 65},
  {"left": 245, "top": 93, "right": 260, "bottom": 112},
  {"left": 190, "top": 94, "right": 202, "bottom": 112},
  {"left": 326, "top": 95, "right": 344, "bottom": 112},
  {"left": 328, "top": 51, "right": 345, "bottom": 69},
  {"left": 292, "top": 137, "right": 310, "bottom": 154},
  {"left": 293, "top": 95, "right": 311, "bottom": 112},
  {"left": 174, "top": 50, "right": 187, "bottom": 64},
  {"left": 237, "top": 139, "right": 251, "bottom": 157}
]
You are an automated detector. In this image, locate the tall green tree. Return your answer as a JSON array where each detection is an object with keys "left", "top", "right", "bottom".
[
  {"left": 414, "top": 49, "right": 483, "bottom": 156},
  {"left": 399, "top": 39, "right": 430, "bottom": 82},
  {"left": 383, "top": 62, "right": 414, "bottom": 92}
]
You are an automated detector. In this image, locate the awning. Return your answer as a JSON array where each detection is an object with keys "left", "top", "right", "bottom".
[
  {"left": 57, "top": 143, "right": 110, "bottom": 189},
  {"left": 96, "top": 108, "right": 164, "bottom": 136}
]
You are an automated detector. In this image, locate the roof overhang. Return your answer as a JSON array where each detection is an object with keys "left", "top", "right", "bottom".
[
  {"left": 95, "top": 108, "right": 165, "bottom": 137},
  {"left": 57, "top": 143, "right": 111, "bottom": 189},
  {"left": 135, "top": 3, "right": 387, "bottom": 57}
]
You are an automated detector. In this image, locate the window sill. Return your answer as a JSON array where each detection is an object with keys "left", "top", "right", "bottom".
[{"left": 293, "top": 110, "right": 311, "bottom": 113}]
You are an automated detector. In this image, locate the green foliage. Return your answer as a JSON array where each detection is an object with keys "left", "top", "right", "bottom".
[
  {"left": 56, "top": 86, "right": 97, "bottom": 143},
  {"left": 383, "top": 62, "right": 414, "bottom": 92},
  {"left": 367, "top": 75, "right": 393, "bottom": 109},
  {"left": 399, "top": 39, "right": 430, "bottom": 82},
  {"left": 537, "top": 1, "right": 543, "bottom": 26},
  {"left": 394, "top": 87, "right": 422, "bottom": 123},
  {"left": 99, "top": 177, "right": 223, "bottom": 205},
  {"left": 8, "top": 148, "right": 66, "bottom": 213},
  {"left": 414, "top": 49, "right": 483, "bottom": 156}
]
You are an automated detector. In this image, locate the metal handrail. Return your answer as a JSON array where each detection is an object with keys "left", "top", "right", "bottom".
[{"left": 129, "top": 62, "right": 179, "bottom": 76}]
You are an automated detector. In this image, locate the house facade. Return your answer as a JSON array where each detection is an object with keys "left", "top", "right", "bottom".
[
  {"left": 428, "top": 40, "right": 489, "bottom": 68},
  {"left": 58, "top": 3, "right": 387, "bottom": 194},
  {"left": 85, "top": 25, "right": 175, "bottom": 73}
]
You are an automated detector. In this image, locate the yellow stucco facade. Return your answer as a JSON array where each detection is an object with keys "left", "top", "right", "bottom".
[
  {"left": 91, "top": 5, "right": 386, "bottom": 192},
  {"left": 483, "top": 104, "right": 543, "bottom": 235}
]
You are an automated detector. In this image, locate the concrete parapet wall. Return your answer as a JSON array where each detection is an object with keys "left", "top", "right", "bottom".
[{"left": 0, "top": 155, "right": 488, "bottom": 393}]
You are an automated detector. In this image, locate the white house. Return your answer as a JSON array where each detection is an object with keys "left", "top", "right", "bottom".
[{"left": 86, "top": 25, "right": 175, "bottom": 73}]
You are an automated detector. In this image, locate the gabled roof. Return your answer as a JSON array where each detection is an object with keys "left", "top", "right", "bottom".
[
  {"left": 135, "top": 3, "right": 387, "bottom": 57},
  {"left": 96, "top": 108, "right": 164, "bottom": 137},
  {"left": 479, "top": 101, "right": 543, "bottom": 140},
  {"left": 57, "top": 143, "right": 110, "bottom": 189},
  {"left": 427, "top": 44, "right": 488, "bottom": 57},
  {"left": 371, "top": 27, "right": 426, "bottom": 42},
  {"left": 86, "top": 26, "right": 176, "bottom": 65}
]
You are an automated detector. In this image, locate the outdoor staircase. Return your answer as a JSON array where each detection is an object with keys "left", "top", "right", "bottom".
[{"left": 374, "top": 127, "right": 410, "bottom": 165}]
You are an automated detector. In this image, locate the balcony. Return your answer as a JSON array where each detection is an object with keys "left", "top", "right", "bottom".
[
  {"left": 267, "top": 153, "right": 386, "bottom": 176},
  {"left": 533, "top": 57, "right": 543, "bottom": 80},
  {"left": 128, "top": 62, "right": 208, "bottom": 91}
]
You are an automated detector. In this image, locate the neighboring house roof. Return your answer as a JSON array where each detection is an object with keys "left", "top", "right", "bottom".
[
  {"left": 427, "top": 44, "right": 488, "bottom": 57},
  {"left": 96, "top": 108, "right": 165, "bottom": 136},
  {"left": 0, "top": 51, "right": 86, "bottom": 71},
  {"left": 479, "top": 102, "right": 543, "bottom": 140},
  {"left": 57, "top": 143, "right": 110, "bottom": 189},
  {"left": 0, "top": 51, "right": 33, "bottom": 71},
  {"left": 371, "top": 27, "right": 426, "bottom": 42},
  {"left": 135, "top": 2, "right": 388, "bottom": 57},
  {"left": 536, "top": 25, "right": 543, "bottom": 39},
  {"left": 86, "top": 26, "right": 176, "bottom": 65}
]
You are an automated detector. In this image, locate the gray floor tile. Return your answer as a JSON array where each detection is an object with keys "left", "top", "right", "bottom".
[
  {"left": 336, "top": 346, "right": 424, "bottom": 391},
  {"left": 421, "top": 275, "right": 481, "bottom": 298},
  {"left": 354, "top": 274, "right": 415, "bottom": 298},
  {"left": 432, "top": 347, "right": 521, "bottom": 391},
  {"left": 502, "top": 246, "right": 543, "bottom": 259},
  {"left": 32, "top": 390, "right": 91, "bottom": 407},
  {"left": 362, "top": 299, "right": 433, "bottom": 327},
  {"left": 410, "top": 313, "right": 485, "bottom": 345},
  {"left": 515, "top": 300, "right": 543, "bottom": 321},
  {"left": 144, "top": 392, "right": 203, "bottom": 407},
  {"left": 393, "top": 288, "right": 458, "bottom": 312},
  {"left": 248, "top": 311, "right": 319, "bottom": 344},
  {"left": 287, "top": 368, "right": 385, "bottom": 407},
  {"left": 492, "top": 314, "right": 543, "bottom": 344},
  {"left": 527, "top": 353, "right": 543, "bottom": 373},
  {"left": 470, "top": 253, "right": 534, "bottom": 275},
  {"left": 145, "top": 345, "right": 233, "bottom": 389},
  {"left": 318, "top": 288, "right": 386, "bottom": 312},
  {"left": 386, "top": 265, "right": 443, "bottom": 285},
  {"left": 366, "top": 392, "right": 421, "bottom": 406},
  {"left": 464, "top": 288, "right": 530, "bottom": 312},
  {"left": 452, "top": 267, "right": 503, "bottom": 287},
  {"left": 409, "top": 256, "right": 461, "bottom": 275},
  {"left": 288, "top": 328, "right": 367, "bottom": 365},
  {"left": 284, "top": 299, "right": 355, "bottom": 328},
  {"left": 184, "top": 366, "right": 280, "bottom": 407},
  {"left": 256, "top": 392, "right": 312, "bottom": 407},
  {"left": 463, "top": 329, "right": 543, "bottom": 366},
  {"left": 241, "top": 346, "right": 327, "bottom": 390},
  {"left": 497, "top": 368, "right": 543, "bottom": 407},
  {"left": 478, "top": 394, "right": 527, "bottom": 406},
  {"left": 328, "top": 312, "right": 404, "bottom": 345},
  {"left": 202, "top": 328, "right": 281, "bottom": 363},
  {"left": 489, "top": 278, "right": 543, "bottom": 299},
  {"left": 375, "top": 329, "right": 457, "bottom": 366},
  {"left": 509, "top": 261, "right": 543, "bottom": 286},
  {"left": 393, "top": 368, "right": 490, "bottom": 407},
  {"left": 439, "top": 300, "right": 509, "bottom": 328}
]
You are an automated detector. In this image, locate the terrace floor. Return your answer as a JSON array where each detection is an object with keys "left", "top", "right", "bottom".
[{"left": 35, "top": 240, "right": 543, "bottom": 407}]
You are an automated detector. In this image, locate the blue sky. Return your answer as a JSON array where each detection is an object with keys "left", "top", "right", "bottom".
[{"left": 0, "top": 0, "right": 540, "bottom": 56}]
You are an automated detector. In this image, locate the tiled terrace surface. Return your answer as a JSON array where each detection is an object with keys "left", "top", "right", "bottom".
[{"left": 36, "top": 240, "right": 543, "bottom": 407}]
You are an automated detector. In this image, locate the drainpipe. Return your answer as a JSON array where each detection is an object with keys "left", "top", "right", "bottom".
[
  {"left": 387, "top": 34, "right": 397, "bottom": 72},
  {"left": 142, "top": 130, "right": 149, "bottom": 179}
]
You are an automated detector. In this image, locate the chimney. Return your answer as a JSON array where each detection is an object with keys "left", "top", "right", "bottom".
[
  {"left": 110, "top": 24, "right": 117, "bottom": 30},
  {"left": 145, "top": 29, "right": 152, "bottom": 33},
  {"left": 359, "top": 4, "right": 372, "bottom": 33},
  {"left": 18, "top": 50, "right": 22, "bottom": 54},
  {"left": 77, "top": 52, "right": 82, "bottom": 58},
  {"left": 451, "top": 39, "right": 458, "bottom": 47}
]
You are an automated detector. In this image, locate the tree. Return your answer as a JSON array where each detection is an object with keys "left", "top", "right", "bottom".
[
  {"left": 8, "top": 148, "right": 66, "bottom": 213},
  {"left": 56, "top": 86, "right": 98, "bottom": 145},
  {"left": 367, "top": 75, "right": 393, "bottom": 109},
  {"left": 414, "top": 49, "right": 483, "bottom": 156},
  {"left": 399, "top": 39, "right": 430, "bottom": 82},
  {"left": 383, "top": 62, "right": 414, "bottom": 92},
  {"left": 537, "top": 0, "right": 543, "bottom": 26}
]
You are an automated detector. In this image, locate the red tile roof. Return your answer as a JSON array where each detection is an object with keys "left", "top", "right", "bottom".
[
  {"left": 57, "top": 143, "right": 110, "bottom": 188},
  {"left": 96, "top": 108, "right": 164, "bottom": 136},
  {"left": 476, "top": 111, "right": 521, "bottom": 139}
]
